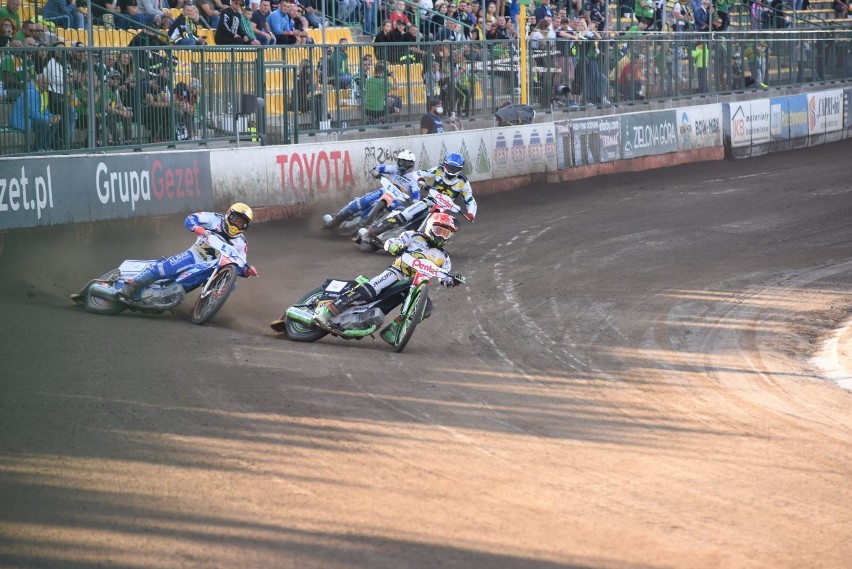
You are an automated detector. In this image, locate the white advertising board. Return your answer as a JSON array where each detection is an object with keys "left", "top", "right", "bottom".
[{"left": 676, "top": 104, "right": 723, "bottom": 150}]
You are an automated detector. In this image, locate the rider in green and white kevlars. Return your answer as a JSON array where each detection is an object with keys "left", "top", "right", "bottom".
[{"left": 315, "top": 212, "right": 462, "bottom": 344}]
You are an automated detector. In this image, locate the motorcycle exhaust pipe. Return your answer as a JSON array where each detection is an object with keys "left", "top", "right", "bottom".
[
  {"left": 89, "top": 282, "right": 120, "bottom": 300},
  {"left": 285, "top": 306, "right": 315, "bottom": 325}
]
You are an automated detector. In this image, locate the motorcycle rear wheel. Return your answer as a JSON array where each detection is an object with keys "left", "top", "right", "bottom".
[
  {"left": 394, "top": 285, "right": 428, "bottom": 353},
  {"left": 284, "top": 287, "right": 329, "bottom": 342},
  {"left": 190, "top": 264, "right": 237, "bottom": 325},
  {"left": 84, "top": 270, "right": 127, "bottom": 315}
]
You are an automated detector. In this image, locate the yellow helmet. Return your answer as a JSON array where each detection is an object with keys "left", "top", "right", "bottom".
[{"left": 224, "top": 203, "right": 253, "bottom": 237}]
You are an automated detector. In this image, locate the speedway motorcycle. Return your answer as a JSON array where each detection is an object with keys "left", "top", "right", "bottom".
[
  {"left": 322, "top": 176, "right": 414, "bottom": 238},
  {"left": 71, "top": 232, "right": 248, "bottom": 325},
  {"left": 270, "top": 252, "right": 465, "bottom": 353},
  {"left": 355, "top": 187, "right": 463, "bottom": 254}
]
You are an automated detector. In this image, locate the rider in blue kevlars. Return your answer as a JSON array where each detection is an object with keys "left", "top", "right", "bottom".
[
  {"left": 321, "top": 149, "right": 423, "bottom": 229},
  {"left": 120, "top": 203, "right": 259, "bottom": 298},
  {"left": 361, "top": 151, "right": 477, "bottom": 241},
  {"left": 315, "top": 211, "right": 461, "bottom": 343}
]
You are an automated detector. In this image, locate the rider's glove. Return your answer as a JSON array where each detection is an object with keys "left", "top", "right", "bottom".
[
  {"left": 463, "top": 212, "right": 475, "bottom": 222},
  {"left": 244, "top": 265, "right": 259, "bottom": 277},
  {"left": 192, "top": 225, "right": 208, "bottom": 236},
  {"left": 417, "top": 178, "right": 428, "bottom": 189},
  {"left": 385, "top": 241, "right": 402, "bottom": 256},
  {"left": 444, "top": 273, "right": 464, "bottom": 287},
  {"left": 370, "top": 167, "right": 381, "bottom": 179}
]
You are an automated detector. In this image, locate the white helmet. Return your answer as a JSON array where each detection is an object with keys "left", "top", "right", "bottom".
[{"left": 397, "top": 150, "right": 416, "bottom": 175}]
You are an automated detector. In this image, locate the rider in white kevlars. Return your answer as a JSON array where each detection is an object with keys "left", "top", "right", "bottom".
[
  {"left": 121, "top": 203, "right": 259, "bottom": 298},
  {"left": 315, "top": 212, "right": 462, "bottom": 343},
  {"left": 322, "top": 149, "right": 424, "bottom": 229}
]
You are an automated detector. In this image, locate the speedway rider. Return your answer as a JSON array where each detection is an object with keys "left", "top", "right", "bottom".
[
  {"left": 121, "top": 203, "right": 259, "bottom": 298},
  {"left": 315, "top": 212, "right": 462, "bottom": 344},
  {"left": 322, "top": 150, "right": 424, "bottom": 230},
  {"left": 361, "top": 151, "right": 477, "bottom": 242}
]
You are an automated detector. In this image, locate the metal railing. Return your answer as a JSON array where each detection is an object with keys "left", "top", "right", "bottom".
[{"left": 1, "top": 30, "right": 851, "bottom": 156}]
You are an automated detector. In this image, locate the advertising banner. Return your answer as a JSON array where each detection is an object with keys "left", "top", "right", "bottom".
[
  {"left": 621, "top": 110, "right": 678, "bottom": 159},
  {"left": 0, "top": 151, "right": 213, "bottom": 231},
  {"left": 568, "top": 116, "right": 622, "bottom": 166},
  {"left": 807, "top": 89, "right": 844, "bottom": 145},
  {"left": 769, "top": 96, "right": 791, "bottom": 152},
  {"left": 675, "top": 105, "right": 723, "bottom": 151},
  {"left": 724, "top": 99, "right": 770, "bottom": 157},
  {"left": 554, "top": 120, "right": 573, "bottom": 169},
  {"left": 492, "top": 123, "right": 557, "bottom": 177},
  {"left": 845, "top": 88, "right": 852, "bottom": 140}
]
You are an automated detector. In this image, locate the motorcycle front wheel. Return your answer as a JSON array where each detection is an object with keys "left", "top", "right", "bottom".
[
  {"left": 394, "top": 285, "right": 428, "bottom": 353},
  {"left": 84, "top": 269, "right": 127, "bottom": 315},
  {"left": 284, "top": 286, "right": 329, "bottom": 342},
  {"left": 190, "top": 264, "right": 237, "bottom": 325}
]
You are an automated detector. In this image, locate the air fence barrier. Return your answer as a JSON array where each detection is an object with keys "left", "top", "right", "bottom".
[{"left": 0, "top": 86, "right": 849, "bottom": 233}]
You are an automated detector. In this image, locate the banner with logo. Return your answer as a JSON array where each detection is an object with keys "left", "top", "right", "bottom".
[
  {"left": 621, "top": 110, "right": 678, "bottom": 159},
  {"left": 723, "top": 99, "right": 770, "bottom": 158},
  {"left": 0, "top": 151, "right": 213, "bottom": 231},
  {"left": 675, "top": 105, "right": 723, "bottom": 151},
  {"left": 845, "top": 88, "right": 852, "bottom": 139},
  {"left": 807, "top": 89, "right": 843, "bottom": 145}
]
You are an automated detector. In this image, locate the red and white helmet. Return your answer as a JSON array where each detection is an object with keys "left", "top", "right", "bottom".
[{"left": 423, "top": 212, "right": 457, "bottom": 247}]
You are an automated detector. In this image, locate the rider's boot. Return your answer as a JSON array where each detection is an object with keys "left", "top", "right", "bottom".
[
  {"left": 120, "top": 263, "right": 158, "bottom": 299},
  {"left": 322, "top": 208, "right": 350, "bottom": 229},
  {"left": 315, "top": 282, "right": 376, "bottom": 328},
  {"left": 380, "top": 315, "right": 403, "bottom": 344}
]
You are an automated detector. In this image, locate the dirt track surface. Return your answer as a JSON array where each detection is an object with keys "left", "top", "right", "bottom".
[{"left": 2, "top": 141, "right": 851, "bottom": 569}]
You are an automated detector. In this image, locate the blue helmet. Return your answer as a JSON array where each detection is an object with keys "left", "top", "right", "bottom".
[{"left": 442, "top": 152, "right": 464, "bottom": 182}]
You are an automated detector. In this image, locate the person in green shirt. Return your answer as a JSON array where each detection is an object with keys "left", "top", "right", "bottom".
[
  {"left": 363, "top": 62, "right": 400, "bottom": 122},
  {"left": 633, "top": 0, "right": 655, "bottom": 24},
  {"left": 713, "top": 0, "right": 729, "bottom": 30},
  {"left": 0, "top": 0, "right": 21, "bottom": 32}
]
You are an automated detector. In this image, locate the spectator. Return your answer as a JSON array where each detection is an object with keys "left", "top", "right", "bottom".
[
  {"left": 42, "top": 0, "right": 85, "bottom": 29},
  {"left": 534, "top": 0, "right": 554, "bottom": 22},
  {"left": 714, "top": 0, "right": 729, "bottom": 30},
  {"left": 483, "top": 0, "right": 497, "bottom": 25},
  {"left": 587, "top": 0, "right": 606, "bottom": 29},
  {"left": 363, "top": 62, "right": 399, "bottom": 122},
  {"left": 292, "top": 58, "right": 321, "bottom": 128},
  {"left": 268, "top": 1, "right": 301, "bottom": 44},
  {"left": 143, "top": 71, "right": 170, "bottom": 142},
  {"left": 0, "top": 0, "right": 21, "bottom": 30},
  {"left": 173, "top": 80, "right": 197, "bottom": 139},
  {"left": 389, "top": 18, "right": 408, "bottom": 61},
  {"left": 691, "top": 39, "right": 708, "bottom": 92},
  {"left": 669, "top": 0, "right": 693, "bottom": 31},
  {"left": 137, "top": 0, "right": 168, "bottom": 27},
  {"left": 0, "top": 16, "right": 14, "bottom": 47},
  {"left": 403, "top": 23, "right": 427, "bottom": 64},
  {"left": 338, "top": 0, "right": 360, "bottom": 24},
  {"left": 114, "top": 49, "right": 142, "bottom": 122},
  {"left": 420, "top": 98, "right": 445, "bottom": 133},
  {"left": 323, "top": 37, "right": 352, "bottom": 89},
  {"left": 102, "top": 69, "right": 134, "bottom": 145},
  {"left": 170, "top": 5, "right": 209, "bottom": 45},
  {"left": 422, "top": 59, "right": 442, "bottom": 98},
  {"left": 373, "top": 19, "right": 394, "bottom": 62},
  {"left": 769, "top": 0, "right": 788, "bottom": 27},
  {"left": 693, "top": 0, "right": 711, "bottom": 30},
  {"left": 634, "top": 0, "right": 655, "bottom": 24},
  {"left": 196, "top": 0, "right": 221, "bottom": 29},
  {"left": 833, "top": 0, "right": 849, "bottom": 19},
  {"left": 350, "top": 52, "right": 372, "bottom": 101},
  {"left": 363, "top": 0, "right": 378, "bottom": 35},
  {"left": 89, "top": 0, "right": 121, "bottom": 26},
  {"left": 42, "top": 43, "right": 77, "bottom": 148},
  {"left": 250, "top": 0, "right": 276, "bottom": 44},
  {"left": 392, "top": 0, "right": 412, "bottom": 25},
  {"left": 290, "top": 4, "right": 313, "bottom": 43},
  {"left": 11, "top": 74, "right": 62, "bottom": 150},
  {"left": 116, "top": 0, "right": 144, "bottom": 29},
  {"left": 299, "top": 0, "right": 323, "bottom": 29},
  {"left": 0, "top": 37, "right": 28, "bottom": 100},
  {"left": 216, "top": 0, "right": 258, "bottom": 43}
]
